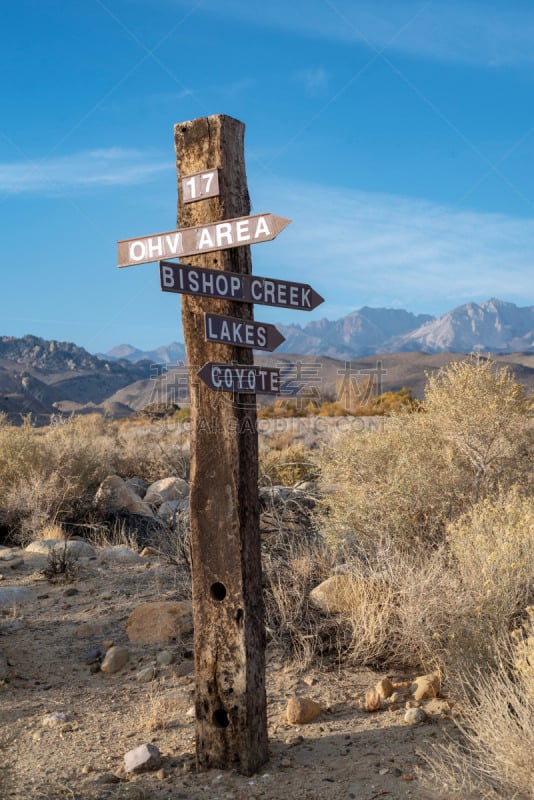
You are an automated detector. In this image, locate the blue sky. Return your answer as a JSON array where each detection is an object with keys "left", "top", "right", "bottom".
[{"left": 1, "top": 0, "right": 533, "bottom": 353}]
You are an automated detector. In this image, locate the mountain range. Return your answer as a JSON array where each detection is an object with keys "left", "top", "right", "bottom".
[
  {"left": 1, "top": 299, "right": 533, "bottom": 424},
  {"left": 103, "top": 299, "right": 534, "bottom": 362}
]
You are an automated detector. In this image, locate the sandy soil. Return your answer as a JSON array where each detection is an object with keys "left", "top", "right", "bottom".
[{"left": 0, "top": 546, "right": 455, "bottom": 800}]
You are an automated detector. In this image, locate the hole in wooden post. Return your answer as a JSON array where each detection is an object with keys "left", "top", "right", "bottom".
[
  {"left": 213, "top": 708, "right": 230, "bottom": 728},
  {"left": 236, "top": 608, "right": 244, "bottom": 626},
  {"left": 211, "top": 582, "right": 227, "bottom": 601}
]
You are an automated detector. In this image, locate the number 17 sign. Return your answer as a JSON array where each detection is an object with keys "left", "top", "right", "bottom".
[{"left": 182, "top": 169, "right": 219, "bottom": 203}]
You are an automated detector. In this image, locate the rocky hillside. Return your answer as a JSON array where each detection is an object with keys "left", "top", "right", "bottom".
[
  {"left": 0, "top": 335, "right": 154, "bottom": 425},
  {"left": 0, "top": 335, "right": 109, "bottom": 372}
]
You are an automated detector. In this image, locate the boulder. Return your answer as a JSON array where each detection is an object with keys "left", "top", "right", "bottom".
[
  {"left": 286, "top": 697, "right": 323, "bottom": 725},
  {"left": 94, "top": 475, "right": 153, "bottom": 517},
  {"left": 125, "top": 477, "right": 149, "bottom": 497},
  {"left": 309, "top": 574, "right": 386, "bottom": 614},
  {"left": 25, "top": 539, "right": 95, "bottom": 558},
  {"left": 125, "top": 601, "right": 193, "bottom": 644},
  {"left": 144, "top": 477, "right": 189, "bottom": 507}
]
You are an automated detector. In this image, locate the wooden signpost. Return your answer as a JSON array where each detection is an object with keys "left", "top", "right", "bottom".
[{"left": 117, "top": 113, "right": 323, "bottom": 776}]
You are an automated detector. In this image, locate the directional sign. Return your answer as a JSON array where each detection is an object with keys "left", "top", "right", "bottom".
[
  {"left": 160, "top": 261, "right": 324, "bottom": 311},
  {"left": 197, "top": 363, "right": 281, "bottom": 394},
  {"left": 204, "top": 313, "right": 285, "bottom": 352},
  {"left": 117, "top": 213, "right": 290, "bottom": 268},
  {"left": 182, "top": 169, "right": 219, "bottom": 203}
]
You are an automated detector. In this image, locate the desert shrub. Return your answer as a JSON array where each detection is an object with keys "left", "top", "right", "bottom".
[
  {"left": 316, "top": 411, "right": 467, "bottom": 551},
  {"left": 332, "top": 544, "right": 459, "bottom": 671},
  {"left": 425, "top": 355, "right": 532, "bottom": 500},
  {"left": 422, "top": 634, "right": 534, "bottom": 800},
  {"left": 259, "top": 443, "right": 317, "bottom": 487},
  {"left": 315, "top": 356, "right": 532, "bottom": 552},
  {"left": 446, "top": 490, "right": 534, "bottom": 673}
]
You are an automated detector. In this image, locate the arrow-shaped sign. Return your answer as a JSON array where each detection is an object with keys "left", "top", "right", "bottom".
[
  {"left": 118, "top": 213, "right": 290, "bottom": 268},
  {"left": 204, "top": 313, "right": 285, "bottom": 352},
  {"left": 197, "top": 363, "right": 281, "bottom": 394},
  {"left": 160, "top": 261, "right": 324, "bottom": 311}
]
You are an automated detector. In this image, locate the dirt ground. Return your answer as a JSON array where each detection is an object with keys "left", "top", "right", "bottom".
[{"left": 0, "top": 546, "right": 456, "bottom": 800}]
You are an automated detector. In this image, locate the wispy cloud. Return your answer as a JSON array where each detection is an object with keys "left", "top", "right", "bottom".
[
  {"left": 293, "top": 67, "right": 329, "bottom": 95},
  {"left": 168, "top": 0, "right": 534, "bottom": 68},
  {"left": 255, "top": 177, "right": 534, "bottom": 315},
  {"left": 0, "top": 148, "right": 172, "bottom": 195}
]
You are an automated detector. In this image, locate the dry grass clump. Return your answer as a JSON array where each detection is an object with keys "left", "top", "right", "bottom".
[
  {"left": 515, "top": 605, "right": 534, "bottom": 697},
  {"left": 313, "top": 489, "right": 534, "bottom": 677},
  {"left": 262, "top": 531, "right": 339, "bottom": 668},
  {"left": 422, "top": 631, "right": 534, "bottom": 800},
  {"left": 445, "top": 490, "right": 534, "bottom": 674},
  {"left": 0, "top": 414, "right": 117, "bottom": 543},
  {"left": 113, "top": 417, "right": 190, "bottom": 483},
  {"left": 259, "top": 442, "right": 317, "bottom": 487},
  {"left": 142, "top": 682, "right": 179, "bottom": 733},
  {"left": 35, "top": 523, "right": 68, "bottom": 540}
]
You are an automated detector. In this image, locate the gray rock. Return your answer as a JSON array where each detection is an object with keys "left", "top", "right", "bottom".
[
  {"left": 144, "top": 477, "right": 188, "bottom": 507},
  {"left": 125, "top": 477, "right": 149, "bottom": 497},
  {"left": 94, "top": 475, "right": 153, "bottom": 518},
  {"left": 0, "top": 586, "right": 36, "bottom": 610},
  {"left": 124, "top": 743, "right": 161, "bottom": 773},
  {"left": 136, "top": 666, "right": 157, "bottom": 682},
  {"left": 84, "top": 647, "right": 105, "bottom": 666},
  {"left": 404, "top": 707, "right": 426, "bottom": 724},
  {"left": 156, "top": 650, "right": 174, "bottom": 666},
  {"left": 156, "top": 500, "right": 179, "bottom": 525},
  {"left": 101, "top": 646, "right": 129, "bottom": 674},
  {"left": 99, "top": 546, "right": 142, "bottom": 563},
  {"left": 25, "top": 539, "right": 95, "bottom": 558}
]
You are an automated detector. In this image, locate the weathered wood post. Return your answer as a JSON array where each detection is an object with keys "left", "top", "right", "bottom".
[{"left": 174, "top": 115, "right": 268, "bottom": 774}]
